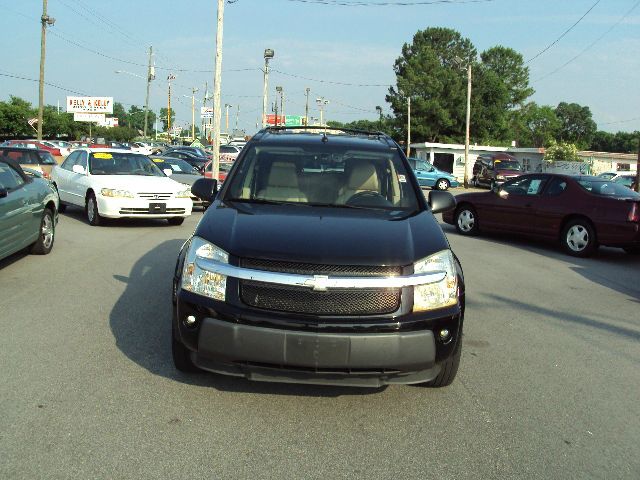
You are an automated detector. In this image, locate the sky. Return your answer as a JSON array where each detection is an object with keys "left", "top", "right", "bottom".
[{"left": 0, "top": 0, "right": 638, "bottom": 138}]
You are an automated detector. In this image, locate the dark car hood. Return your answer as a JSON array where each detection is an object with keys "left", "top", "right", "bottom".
[
  {"left": 194, "top": 202, "right": 450, "bottom": 266},
  {"left": 496, "top": 169, "right": 521, "bottom": 176}
]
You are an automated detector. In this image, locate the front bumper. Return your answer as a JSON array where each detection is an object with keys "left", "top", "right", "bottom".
[
  {"left": 96, "top": 196, "right": 192, "bottom": 218},
  {"left": 191, "top": 317, "right": 440, "bottom": 387}
]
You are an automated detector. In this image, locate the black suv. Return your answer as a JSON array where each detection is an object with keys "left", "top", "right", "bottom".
[{"left": 172, "top": 127, "right": 465, "bottom": 387}]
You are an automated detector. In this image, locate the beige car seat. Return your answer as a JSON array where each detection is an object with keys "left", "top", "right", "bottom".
[
  {"left": 256, "top": 161, "right": 307, "bottom": 202},
  {"left": 336, "top": 159, "right": 380, "bottom": 204}
]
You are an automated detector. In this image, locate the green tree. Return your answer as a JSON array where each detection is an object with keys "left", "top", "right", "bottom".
[
  {"left": 470, "top": 65, "right": 511, "bottom": 144},
  {"left": 518, "top": 103, "right": 561, "bottom": 148},
  {"left": 555, "top": 102, "right": 597, "bottom": 149},
  {"left": 159, "top": 107, "right": 175, "bottom": 132},
  {"left": 480, "top": 46, "right": 534, "bottom": 109},
  {"left": 590, "top": 130, "right": 639, "bottom": 153},
  {"left": 0, "top": 96, "right": 36, "bottom": 137},
  {"left": 112, "top": 102, "right": 128, "bottom": 127},
  {"left": 386, "top": 27, "right": 477, "bottom": 143},
  {"left": 545, "top": 140, "right": 579, "bottom": 161}
]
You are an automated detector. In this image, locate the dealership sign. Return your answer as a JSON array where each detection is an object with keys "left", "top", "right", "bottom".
[
  {"left": 67, "top": 96, "right": 114, "bottom": 114},
  {"left": 266, "top": 115, "right": 304, "bottom": 126},
  {"left": 73, "top": 113, "right": 106, "bottom": 123}
]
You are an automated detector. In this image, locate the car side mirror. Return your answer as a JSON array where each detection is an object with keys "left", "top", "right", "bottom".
[
  {"left": 429, "top": 167, "right": 435, "bottom": 172},
  {"left": 72, "top": 164, "right": 86, "bottom": 175},
  {"left": 163, "top": 168, "right": 173, "bottom": 177},
  {"left": 428, "top": 190, "right": 456, "bottom": 214},
  {"left": 191, "top": 178, "right": 218, "bottom": 202},
  {"left": 0, "top": 187, "right": 8, "bottom": 198}
]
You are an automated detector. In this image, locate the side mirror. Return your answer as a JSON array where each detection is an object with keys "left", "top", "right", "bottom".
[
  {"left": 429, "top": 167, "right": 436, "bottom": 172},
  {"left": 428, "top": 190, "right": 456, "bottom": 214},
  {"left": 72, "top": 164, "right": 86, "bottom": 175},
  {"left": 191, "top": 178, "right": 218, "bottom": 202},
  {"left": 0, "top": 187, "right": 8, "bottom": 198},
  {"left": 163, "top": 168, "right": 173, "bottom": 177},
  {"left": 498, "top": 188, "right": 509, "bottom": 199}
]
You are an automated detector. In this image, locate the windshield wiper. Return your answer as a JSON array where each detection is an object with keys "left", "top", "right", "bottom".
[{"left": 226, "top": 198, "right": 310, "bottom": 207}]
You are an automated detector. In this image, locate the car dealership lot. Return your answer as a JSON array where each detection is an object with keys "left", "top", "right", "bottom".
[{"left": 1, "top": 208, "right": 639, "bottom": 479}]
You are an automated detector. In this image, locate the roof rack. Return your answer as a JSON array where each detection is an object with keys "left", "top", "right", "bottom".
[{"left": 262, "top": 125, "right": 388, "bottom": 138}]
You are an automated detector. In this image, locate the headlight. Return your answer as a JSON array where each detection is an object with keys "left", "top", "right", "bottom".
[
  {"left": 496, "top": 175, "right": 505, "bottom": 180},
  {"left": 101, "top": 188, "right": 134, "bottom": 198},
  {"left": 181, "top": 236, "right": 228, "bottom": 301},
  {"left": 176, "top": 188, "right": 191, "bottom": 198},
  {"left": 413, "top": 250, "right": 458, "bottom": 312}
]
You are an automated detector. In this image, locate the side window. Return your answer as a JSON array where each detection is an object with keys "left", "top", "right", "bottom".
[
  {"left": 61, "top": 151, "right": 79, "bottom": 171},
  {"left": 418, "top": 161, "right": 430, "bottom": 171},
  {"left": 76, "top": 151, "right": 88, "bottom": 170},
  {"left": 544, "top": 177, "right": 568, "bottom": 196},
  {"left": 0, "top": 161, "right": 25, "bottom": 190},
  {"left": 503, "top": 177, "right": 547, "bottom": 196}
]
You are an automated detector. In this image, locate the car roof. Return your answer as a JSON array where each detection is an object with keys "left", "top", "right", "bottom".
[
  {"left": 73, "top": 148, "right": 143, "bottom": 154},
  {"left": 251, "top": 128, "right": 397, "bottom": 151},
  {"left": 0, "top": 146, "right": 49, "bottom": 155}
]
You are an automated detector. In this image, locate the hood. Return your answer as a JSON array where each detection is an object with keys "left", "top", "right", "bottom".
[
  {"left": 168, "top": 173, "right": 200, "bottom": 186},
  {"left": 194, "top": 202, "right": 450, "bottom": 266},
  {"left": 496, "top": 169, "right": 521, "bottom": 176},
  {"left": 90, "top": 175, "right": 185, "bottom": 192}
]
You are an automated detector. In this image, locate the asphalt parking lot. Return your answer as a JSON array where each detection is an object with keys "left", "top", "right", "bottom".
[{"left": 1, "top": 199, "right": 639, "bottom": 479}]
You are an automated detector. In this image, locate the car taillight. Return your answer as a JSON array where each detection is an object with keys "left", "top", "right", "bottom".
[
  {"left": 43, "top": 171, "right": 50, "bottom": 179},
  {"left": 629, "top": 202, "right": 640, "bottom": 222}
]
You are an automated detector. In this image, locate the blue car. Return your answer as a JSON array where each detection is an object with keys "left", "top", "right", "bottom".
[{"left": 408, "top": 158, "right": 459, "bottom": 191}]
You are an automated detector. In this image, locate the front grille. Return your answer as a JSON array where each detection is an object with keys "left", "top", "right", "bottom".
[
  {"left": 119, "top": 208, "right": 185, "bottom": 214},
  {"left": 137, "top": 192, "right": 172, "bottom": 200},
  {"left": 239, "top": 258, "right": 402, "bottom": 316}
]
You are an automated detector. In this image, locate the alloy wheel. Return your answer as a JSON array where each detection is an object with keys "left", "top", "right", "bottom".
[
  {"left": 566, "top": 225, "right": 589, "bottom": 252},
  {"left": 457, "top": 209, "right": 475, "bottom": 232},
  {"left": 42, "top": 213, "right": 54, "bottom": 249}
]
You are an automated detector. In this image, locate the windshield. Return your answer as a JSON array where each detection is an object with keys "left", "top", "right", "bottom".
[
  {"left": 224, "top": 143, "right": 420, "bottom": 212},
  {"left": 151, "top": 157, "right": 198, "bottom": 174},
  {"left": 39, "top": 152, "right": 57, "bottom": 165},
  {"left": 89, "top": 152, "right": 164, "bottom": 176},
  {"left": 577, "top": 179, "right": 640, "bottom": 197},
  {"left": 494, "top": 160, "right": 521, "bottom": 171}
]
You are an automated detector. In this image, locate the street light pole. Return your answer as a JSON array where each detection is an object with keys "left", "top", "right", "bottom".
[
  {"left": 262, "top": 49, "right": 274, "bottom": 128},
  {"left": 144, "top": 45, "right": 154, "bottom": 139},
  {"left": 407, "top": 96, "right": 411, "bottom": 158},
  {"left": 316, "top": 97, "right": 328, "bottom": 126},
  {"left": 191, "top": 87, "right": 198, "bottom": 141},
  {"left": 275, "top": 86, "right": 283, "bottom": 126},
  {"left": 211, "top": 0, "right": 225, "bottom": 183},
  {"left": 464, "top": 63, "right": 472, "bottom": 189},
  {"left": 305, "top": 87, "right": 310, "bottom": 126},
  {"left": 38, "top": 0, "right": 55, "bottom": 141},
  {"left": 235, "top": 104, "right": 239, "bottom": 131},
  {"left": 224, "top": 103, "right": 232, "bottom": 133},
  {"left": 167, "top": 73, "right": 175, "bottom": 143}
]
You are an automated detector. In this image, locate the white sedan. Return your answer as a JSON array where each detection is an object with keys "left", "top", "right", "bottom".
[{"left": 51, "top": 149, "right": 192, "bottom": 226}]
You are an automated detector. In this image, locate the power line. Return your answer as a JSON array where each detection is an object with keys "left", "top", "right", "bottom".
[
  {"left": 271, "top": 68, "right": 392, "bottom": 87},
  {"left": 284, "top": 0, "right": 493, "bottom": 5},
  {"left": 526, "top": 0, "right": 601, "bottom": 63},
  {"left": 534, "top": 0, "right": 640, "bottom": 82},
  {"left": 600, "top": 116, "right": 640, "bottom": 126}
]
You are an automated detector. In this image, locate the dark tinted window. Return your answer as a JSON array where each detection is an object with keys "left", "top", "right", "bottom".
[
  {"left": 38, "top": 151, "right": 57, "bottom": 165},
  {"left": 0, "top": 161, "right": 25, "bottom": 190},
  {"left": 578, "top": 179, "right": 639, "bottom": 197},
  {"left": 502, "top": 176, "right": 547, "bottom": 196},
  {"left": 544, "top": 177, "right": 568, "bottom": 196}
]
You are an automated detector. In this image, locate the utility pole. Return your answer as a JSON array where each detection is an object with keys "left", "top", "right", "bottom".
[
  {"left": 262, "top": 49, "right": 274, "bottom": 128},
  {"left": 316, "top": 97, "right": 328, "bottom": 126},
  {"left": 211, "top": 0, "right": 225, "bottom": 183},
  {"left": 167, "top": 73, "right": 175, "bottom": 143},
  {"left": 407, "top": 97, "right": 411, "bottom": 158},
  {"left": 191, "top": 87, "right": 198, "bottom": 141},
  {"left": 235, "top": 104, "right": 239, "bottom": 131},
  {"left": 281, "top": 90, "right": 285, "bottom": 124},
  {"left": 273, "top": 100, "right": 279, "bottom": 127},
  {"left": 275, "top": 86, "right": 283, "bottom": 127},
  {"left": 144, "top": 45, "right": 154, "bottom": 139},
  {"left": 635, "top": 134, "right": 640, "bottom": 193},
  {"left": 304, "top": 87, "right": 310, "bottom": 126},
  {"left": 38, "top": 0, "right": 55, "bottom": 141},
  {"left": 463, "top": 63, "right": 472, "bottom": 189}
]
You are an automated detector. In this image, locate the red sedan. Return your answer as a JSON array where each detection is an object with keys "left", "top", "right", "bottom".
[{"left": 442, "top": 173, "right": 640, "bottom": 257}]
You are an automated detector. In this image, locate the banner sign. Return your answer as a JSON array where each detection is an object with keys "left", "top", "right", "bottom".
[
  {"left": 200, "top": 107, "right": 213, "bottom": 119},
  {"left": 266, "top": 115, "right": 304, "bottom": 126},
  {"left": 67, "top": 96, "right": 114, "bottom": 114},
  {"left": 74, "top": 113, "right": 106, "bottom": 123}
]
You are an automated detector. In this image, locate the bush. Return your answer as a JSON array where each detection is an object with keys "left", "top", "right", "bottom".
[{"left": 544, "top": 140, "right": 579, "bottom": 161}]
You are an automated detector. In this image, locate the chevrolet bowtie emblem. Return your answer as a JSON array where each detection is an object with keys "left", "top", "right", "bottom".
[{"left": 307, "top": 275, "right": 329, "bottom": 292}]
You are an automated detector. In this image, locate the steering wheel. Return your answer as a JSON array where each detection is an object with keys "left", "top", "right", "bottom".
[{"left": 346, "top": 190, "right": 391, "bottom": 207}]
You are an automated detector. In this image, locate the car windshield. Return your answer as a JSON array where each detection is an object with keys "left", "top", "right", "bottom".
[
  {"left": 494, "top": 160, "right": 521, "bottom": 170},
  {"left": 89, "top": 152, "right": 164, "bottom": 176},
  {"left": 151, "top": 157, "right": 198, "bottom": 174},
  {"left": 224, "top": 143, "right": 420, "bottom": 212},
  {"left": 38, "top": 152, "right": 56, "bottom": 165},
  {"left": 577, "top": 179, "right": 640, "bottom": 197}
]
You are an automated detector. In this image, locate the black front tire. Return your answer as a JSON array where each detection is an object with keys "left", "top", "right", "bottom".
[
  {"left": 561, "top": 219, "right": 597, "bottom": 257},
  {"left": 30, "top": 208, "right": 55, "bottom": 255},
  {"left": 168, "top": 217, "right": 185, "bottom": 226},
  {"left": 86, "top": 193, "right": 102, "bottom": 226},
  {"left": 172, "top": 325, "right": 200, "bottom": 373},
  {"left": 454, "top": 205, "right": 479, "bottom": 236},
  {"left": 425, "top": 336, "right": 462, "bottom": 388}
]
